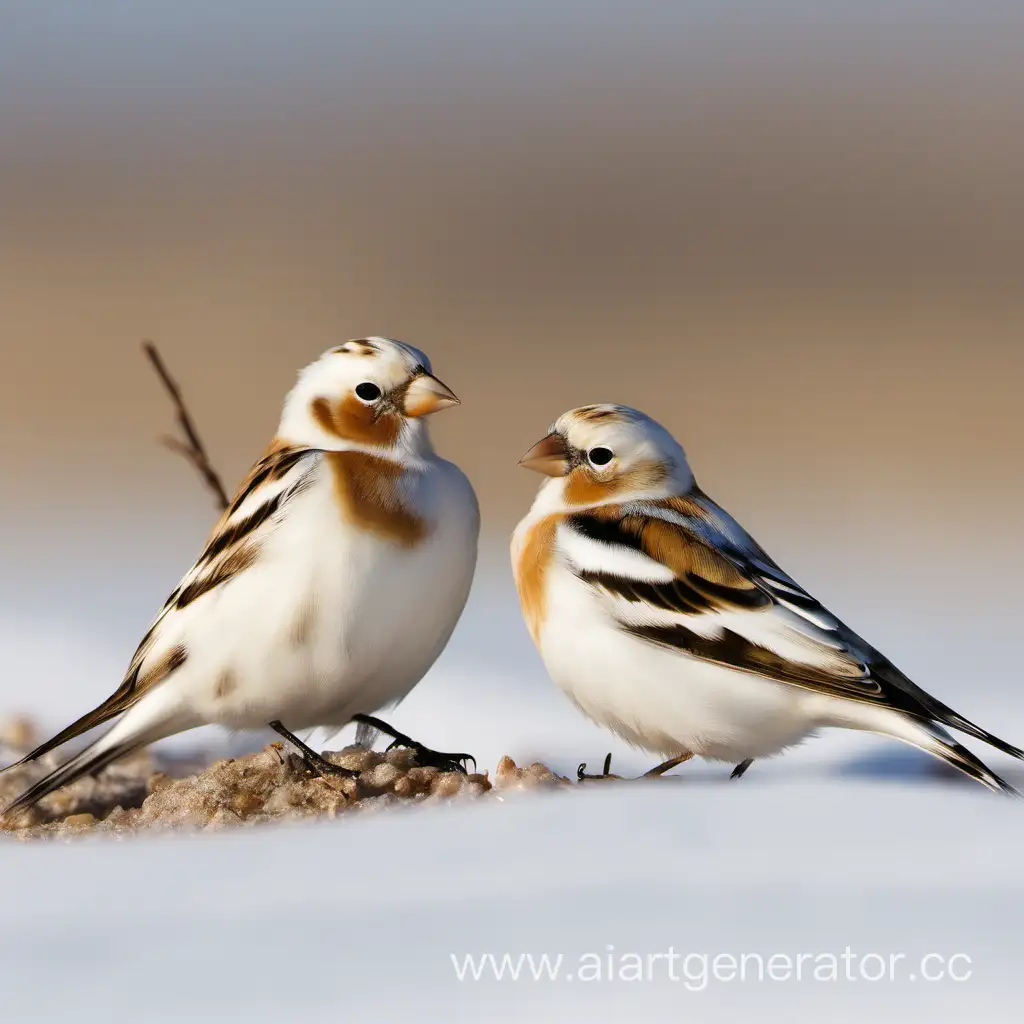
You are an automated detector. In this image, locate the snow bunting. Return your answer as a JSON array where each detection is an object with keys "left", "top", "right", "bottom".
[
  {"left": 3, "top": 337, "right": 479, "bottom": 818},
  {"left": 512, "top": 404, "right": 1023, "bottom": 793}
]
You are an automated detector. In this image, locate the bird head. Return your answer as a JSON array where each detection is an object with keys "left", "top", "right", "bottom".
[
  {"left": 519, "top": 404, "right": 693, "bottom": 507},
  {"left": 279, "top": 337, "right": 460, "bottom": 455}
]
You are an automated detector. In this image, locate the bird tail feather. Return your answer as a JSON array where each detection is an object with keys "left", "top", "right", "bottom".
[
  {"left": 824, "top": 701, "right": 1019, "bottom": 796},
  {"left": 2, "top": 732, "right": 142, "bottom": 821}
]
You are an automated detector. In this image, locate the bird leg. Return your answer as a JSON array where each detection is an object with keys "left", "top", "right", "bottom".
[
  {"left": 269, "top": 721, "right": 358, "bottom": 779},
  {"left": 644, "top": 752, "right": 694, "bottom": 777},
  {"left": 350, "top": 714, "right": 475, "bottom": 774},
  {"left": 730, "top": 758, "right": 754, "bottom": 780},
  {"left": 578, "top": 751, "right": 694, "bottom": 782}
]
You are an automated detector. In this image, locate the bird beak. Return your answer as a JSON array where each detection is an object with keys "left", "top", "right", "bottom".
[
  {"left": 402, "top": 374, "right": 461, "bottom": 417},
  {"left": 519, "top": 432, "right": 571, "bottom": 476}
]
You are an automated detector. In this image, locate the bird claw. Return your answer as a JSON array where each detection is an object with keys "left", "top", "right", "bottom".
[
  {"left": 577, "top": 753, "right": 621, "bottom": 781},
  {"left": 351, "top": 714, "right": 475, "bottom": 774},
  {"left": 385, "top": 738, "right": 475, "bottom": 775}
]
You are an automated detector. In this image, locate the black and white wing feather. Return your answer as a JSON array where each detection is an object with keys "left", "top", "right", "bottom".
[
  {"left": 4, "top": 444, "right": 321, "bottom": 771},
  {"left": 560, "top": 489, "right": 1023, "bottom": 758}
]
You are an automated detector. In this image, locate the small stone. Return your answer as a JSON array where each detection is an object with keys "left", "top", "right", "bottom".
[
  {"left": 430, "top": 772, "right": 467, "bottom": 798},
  {"left": 360, "top": 762, "right": 402, "bottom": 792},
  {"left": 393, "top": 765, "right": 439, "bottom": 798},
  {"left": 522, "top": 762, "right": 567, "bottom": 787},
  {"left": 494, "top": 755, "right": 522, "bottom": 788},
  {"left": 0, "top": 715, "right": 37, "bottom": 752},
  {"left": 383, "top": 746, "right": 418, "bottom": 770},
  {"left": 324, "top": 746, "right": 383, "bottom": 773},
  {"left": 493, "top": 755, "right": 569, "bottom": 790},
  {"left": 63, "top": 813, "right": 96, "bottom": 828}
]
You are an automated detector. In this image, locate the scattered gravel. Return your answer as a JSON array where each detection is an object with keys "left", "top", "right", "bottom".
[{"left": 0, "top": 722, "right": 572, "bottom": 841}]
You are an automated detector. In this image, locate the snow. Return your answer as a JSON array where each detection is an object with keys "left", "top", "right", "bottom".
[
  {"left": 2, "top": 553, "right": 1023, "bottom": 1019},
  {"left": 1, "top": 782, "right": 1020, "bottom": 1021}
]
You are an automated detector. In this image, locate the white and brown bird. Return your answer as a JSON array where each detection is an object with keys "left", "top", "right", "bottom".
[
  {"left": 3, "top": 337, "right": 479, "bottom": 818},
  {"left": 512, "top": 404, "right": 1023, "bottom": 792}
]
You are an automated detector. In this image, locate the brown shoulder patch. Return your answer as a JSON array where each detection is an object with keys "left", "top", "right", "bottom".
[
  {"left": 619, "top": 515, "right": 763, "bottom": 606},
  {"left": 325, "top": 451, "right": 427, "bottom": 547},
  {"left": 312, "top": 394, "right": 402, "bottom": 448},
  {"left": 513, "top": 516, "right": 561, "bottom": 642}
]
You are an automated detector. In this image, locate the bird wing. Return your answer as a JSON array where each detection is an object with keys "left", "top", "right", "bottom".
[
  {"left": 557, "top": 488, "right": 961, "bottom": 723},
  {"left": 5, "top": 444, "right": 321, "bottom": 769}
]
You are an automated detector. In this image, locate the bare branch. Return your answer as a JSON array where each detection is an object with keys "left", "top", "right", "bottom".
[{"left": 142, "top": 341, "right": 230, "bottom": 511}]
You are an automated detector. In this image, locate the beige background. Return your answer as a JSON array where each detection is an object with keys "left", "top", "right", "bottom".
[{"left": 1, "top": 4, "right": 1023, "bottom": 727}]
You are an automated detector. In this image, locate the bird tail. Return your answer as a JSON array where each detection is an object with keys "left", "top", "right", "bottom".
[
  {"left": 925, "top": 701, "right": 1024, "bottom": 763},
  {"left": 872, "top": 659, "right": 1024, "bottom": 763},
  {"left": 902, "top": 723, "right": 1018, "bottom": 795},
  {"left": 0, "top": 707, "right": 119, "bottom": 778},
  {"left": 2, "top": 693, "right": 197, "bottom": 823},
  {"left": 824, "top": 701, "right": 1019, "bottom": 795},
  {"left": 888, "top": 718, "right": 1018, "bottom": 795},
  {"left": 2, "top": 730, "right": 143, "bottom": 822},
  {"left": 926, "top": 733, "right": 1019, "bottom": 796}
]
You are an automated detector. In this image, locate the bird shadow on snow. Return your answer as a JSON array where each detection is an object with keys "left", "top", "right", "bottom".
[
  {"left": 840, "top": 745, "right": 946, "bottom": 781},
  {"left": 835, "top": 744, "right": 1023, "bottom": 792}
]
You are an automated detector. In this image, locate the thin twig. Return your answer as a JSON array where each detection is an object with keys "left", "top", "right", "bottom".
[{"left": 142, "top": 341, "right": 230, "bottom": 511}]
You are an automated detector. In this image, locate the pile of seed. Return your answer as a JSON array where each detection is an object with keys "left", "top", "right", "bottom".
[{"left": 0, "top": 731, "right": 570, "bottom": 841}]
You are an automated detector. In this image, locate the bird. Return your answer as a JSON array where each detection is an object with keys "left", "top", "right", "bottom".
[
  {"left": 3, "top": 337, "right": 480, "bottom": 819},
  {"left": 512, "top": 403, "right": 1023, "bottom": 793}
]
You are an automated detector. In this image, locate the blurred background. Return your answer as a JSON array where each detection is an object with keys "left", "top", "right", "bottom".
[{"left": 2, "top": 1, "right": 1023, "bottom": 776}]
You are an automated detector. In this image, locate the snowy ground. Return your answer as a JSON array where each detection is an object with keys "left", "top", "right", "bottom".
[
  {"left": 2, "top": 554, "right": 1024, "bottom": 1020},
  {"left": 1, "top": 783, "right": 1021, "bottom": 1022}
]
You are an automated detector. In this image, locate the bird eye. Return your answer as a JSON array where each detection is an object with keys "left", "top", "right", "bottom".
[
  {"left": 354, "top": 382, "right": 382, "bottom": 403},
  {"left": 588, "top": 446, "right": 614, "bottom": 466}
]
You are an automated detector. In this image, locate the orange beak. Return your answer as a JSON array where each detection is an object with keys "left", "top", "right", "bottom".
[
  {"left": 519, "top": 432, "right": 571, "bottom": 476},
  {"left": 401, "top": 374, "right": 461, "bottom": 417}
]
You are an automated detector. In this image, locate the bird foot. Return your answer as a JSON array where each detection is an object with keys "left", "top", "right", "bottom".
[
  {"left": 351, "top": 714, "right": 475, "bottom": 774},
  {"left": 577, "top": 753, "right": 622, "bottom": 781},
  {"left": 730, "top": 758, "right": 754, "bottom": 780},
  {"left": 579, "top": 752, "right": 695, "bottom": 782}
]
